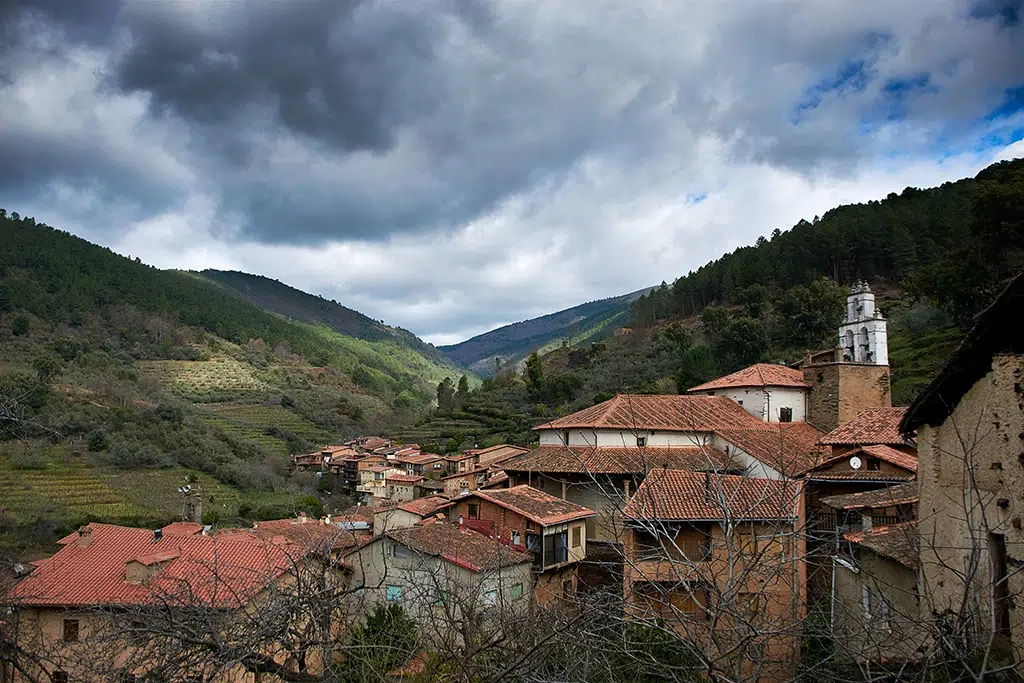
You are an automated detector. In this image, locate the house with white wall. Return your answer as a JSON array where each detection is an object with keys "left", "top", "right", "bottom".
[{"left": 688, "top": 363, "right": 809, "bottom": 423}]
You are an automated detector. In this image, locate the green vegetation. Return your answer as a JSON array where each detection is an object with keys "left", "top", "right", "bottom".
[
  {"left": 439, "top": 288, "right": 651, "bottom": 376},
  {"left": 0, "top": 210, "right": 472, "bottom": 554}
]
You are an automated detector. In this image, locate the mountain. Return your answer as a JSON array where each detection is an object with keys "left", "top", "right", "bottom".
[
  {"left": 0, "top": 211, "right": 468, "bottom": 552},
  {"left": 448, "top": 157, "right": 1023, "bottom": 434},
  {"left": 439, "top": 288, "right": 653, "bottom": 376},
  {"left": 197, "top": 269, "right": 453, "bottom": 367}
]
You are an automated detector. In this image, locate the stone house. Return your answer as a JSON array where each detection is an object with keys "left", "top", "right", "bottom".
[
  {"left": 901, "top": 271, "right": 1024, "bottom": 667},
  {"left": 831, "top": 521, "right": 925, "bottom": 665},
  {"left": 6, "top": 520, "right": 350, "bottom": 682},
  {"left": 385, "top": 473, "right": 423, "bottom": 502},
  {"left": 621, "top": 469, "right": 806, "bottom": 682},
  {"left": 448, "top": 485, "right": 595, "bottom": 603},
  {"left": 503, "top": 394, "right": 821, "bottom": 547},
  {"left": 343, "top": 519, "right": 533, "bottom": 636},
  {"left": 372, "top": 496, "right": 454, "bottom": 535}
]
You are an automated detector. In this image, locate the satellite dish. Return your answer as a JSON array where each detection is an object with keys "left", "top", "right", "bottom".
[{"left": 849, "top": 456, "right": 862, "bottom": 470}]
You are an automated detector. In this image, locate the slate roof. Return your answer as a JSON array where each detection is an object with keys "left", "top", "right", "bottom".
[
  {"left": 845, "top": 521, "right": 919, "bottom": 568},
  {"left": 502, "top": 445, "right": 734, "bottom": 475},
  {"left": 819, "top": 408, "right": 909, "bottom": 446},
  {"left": 12, "top": 523, "right": 312, "bottom": 608},
  {"left": 624, "top": 469, "right": 802, "bottom": 522},
  {"left": 387, "top": 521, "right": 532, "bottom": 573},
  {"left": 534, "top": 394, "right": 766, "bottom": 432},
  {"left": 903, "top": 271, "right": 1024, "bottom": 431},
  {"left": 820, "top": 482, "right": 919, "bottom": 511},
  {"left": 469, "top": 485, "right": 595, "bottom": 526},
  {"left": 688, "top": 363, "right": 809, "bottom": 392}
]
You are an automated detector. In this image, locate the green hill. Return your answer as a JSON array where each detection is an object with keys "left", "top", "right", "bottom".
[
  {"left": 0, "top": 211, "right": 467, "bottom": 554},
  {"left": 447, "top": 157, "right": 1023, "bottom": 429},
  {"left": 439, "top": 288, "right": 652, "bottom": 376}
]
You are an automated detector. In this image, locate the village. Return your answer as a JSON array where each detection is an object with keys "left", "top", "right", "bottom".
[{"left": 3, "top": 276, "right": 1022, "bottom": 682}]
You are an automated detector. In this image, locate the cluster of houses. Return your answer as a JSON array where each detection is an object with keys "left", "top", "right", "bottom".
[{"left": 4, "top": 278, "right": 1022, "bottom": 682}]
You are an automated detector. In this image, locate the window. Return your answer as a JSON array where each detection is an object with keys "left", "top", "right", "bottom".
[
  {"left": 484, "top": 590, "right": 498, "bottom": 607},
  {"left": 467, "top": 503, "right": 480, "bottom": 519},
  {"left": 571, "top": 525, "right": 582, "bottom": 548},
  {"left": 433, "top": 590, "right": 448, "bottom": 607},
  {"left": 543, "top": 530, "right": 569, "bottom": 567},
  {"left": 393, "top": 544, "right": 410, "bottom": 559},
  {"left": 636, "top": 436, "right": 647, "bottom": 447},
  {"left": 779, "top": 407, "right": 793, "bottom": 423},
  {"left": 737, "top": 399, "right": 744, "bottom": 405},
  {"left": 386, "top": 585, "right": 403, "bottom": 602},
  {"left": 62, "top": 619, "right": 79, "bottom": 642},
  {"left": 562, "top": 431, "right": 570, "bottom": 445},
  {"left": 511, "top": 583, "right": 523, "bottom": 600},
  {"left": 866, "top": 458, "right": 881, "bottom": 471},
  {"left": 52, "top": 672, "right": 68, "bottom": 683},
  {"left": 990, "top": 533, "right": 1011, "bottom": 636},
  {"left": 511, "top": 530, "right": 521, "bottom": 545}
]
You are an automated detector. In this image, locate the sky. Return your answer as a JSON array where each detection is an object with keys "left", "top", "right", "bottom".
[{"left": 1, "top": 0, "right": 1023, "bottom": 346}]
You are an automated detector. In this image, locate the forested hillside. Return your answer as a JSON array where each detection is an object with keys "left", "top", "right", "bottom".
[
  {"left": 433, "top": 158, "right": 1023, "bottom": 432},
  {"left": 199, "top": 269, "right": 454, "bottom": 367},
  {"left": 0, "top": 212, "right": 465, "bottom": 553},
  {"left": 440, "top": 287, "right": 651, "bottom": 375}
]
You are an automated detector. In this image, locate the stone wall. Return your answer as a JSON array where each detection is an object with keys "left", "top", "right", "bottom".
[{"left": 803, "top": 362, "right": 891, "bottom": 432}]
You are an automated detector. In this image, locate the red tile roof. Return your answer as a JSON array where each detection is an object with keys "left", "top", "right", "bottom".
[
  {"left": 802, "top": 444, "right": 917, "bottom": 477},
  {"left": 535, "top": 394, "right": 765, "bottom": 432},
  {"left": 160, "top": 522, "right": 204, "bottom": 536},
  {"left": 805, "top": 470, "right": 915, "bottom": 483},
  {"left": 820, "top": 482, "right": 919, "bottom": 511},
  {"left": 503, "top": 445, "right": 734, "bottom": 475},
  {"left": 398, "top": 496, "right": 454, "bottom": 517},
  {"left": 819, "top": 408, "right": 909, "bottom": 446},
  {"left": 623, "top": 469, "right": 802, "bottom": 522},
  {"left": 386, "top": 474, "right": 424, "bottom": 485},
  {"left": 688, "top": 363, "right": 809, "bottom": 392},
  {"left": 715, "top": 422, "right": 824, "bottom": 477},
  {"left": 13, "top": 523, "right": 313, "bottom": 608},
  {"left": 844, "top": 521, "right": 919, "bottom": 568},
  {"left": 386, "top": 521, "right": 532, "bottom": 573},
  {"left": 468, "top": 485, "right": 595, "bottom": 526}
]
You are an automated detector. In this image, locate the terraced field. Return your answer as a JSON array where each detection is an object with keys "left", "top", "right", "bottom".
[
  {"left": 199, "top": 403, "right": 335, "bottom": 453},
  {"left": 0, "top": 461, "right": 147, "bottom": 523},
  {"left": 137, "top": 358, "right": 272, "bottom": 402}
]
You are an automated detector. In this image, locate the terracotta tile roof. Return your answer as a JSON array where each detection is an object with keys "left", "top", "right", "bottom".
[
  {"left": 715, "top": 422, "right": 824, "bottom": 477},
  {"left": 819, "top": 408, "right": 910, "bottom": 446},
  {"left": 400, "top": 452, "right": 445, "bottom": 465},
  {"left": 160, "top": 522, "right": 204, "bottom": 536},
  {"left": 805, "top": 470, "right": 915, "bottom": 482},
  {"left": 236, "top": 516, "right": 367, "bottom": 551},
  {"left": 386, "top": 521, "right": 532, "bottom": 573},
  {"left": 688, "top": 363, "right": 809, "bottom": 392},
  {"left": 13, "top": 523, "right": 312, "bottom": 608},
  {"left": 386, "top": 474, "right": 424, "bottom": 485},
  {"left": 803, "top": 444, "right": 917, "bottom": 477},
  {"left": 623, "top": 469, "right": 803, "bottom": 522},
  {"left": 845, "top": 521, "right": 919, "bottom": 568},
  {"left": 416, "top": 479, "right": 447, "bottom": 491},
  {"left": 535, "top": 394, "right": 765, "bottom": 432},
  {"left": 465, "top": 444, "right": 530, "bottom": 465},
  {"left": 821, "top": 482, "right": 919, "bottom": 511},
  {"left": 398, "top": 496, "right": 454, "bottom": 517},
  {"left": 469, "top": 486, "right": 595, "bottom": 526},
  {"left": 480, "top": 472, "right": 508, "bottom": 489},
  {"left": 503, "top": 445, "right": 734, "bottom": 475},
  {"left": 337, "top": 505, "right": 376, "bottom": 524}
]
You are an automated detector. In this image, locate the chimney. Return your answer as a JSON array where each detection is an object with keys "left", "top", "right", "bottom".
[
  {"left": 153, "top": 528, "right": 163, "bottom": 543},
  {"left": 77, "top": 525, "right": 93, "bottom": 547},
  {"left": 298, "top": 511, "right": 308, "bottom": 524}
]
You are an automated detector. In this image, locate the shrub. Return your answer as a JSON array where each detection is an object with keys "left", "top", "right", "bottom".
[
  {"left": 11, "top": 315, "right": 29, "bottom": 336},
  {"left": 10, "top": 450, "right": 45, "bottom": 469}
]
